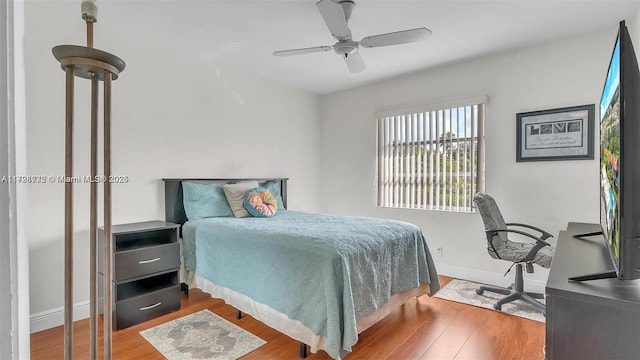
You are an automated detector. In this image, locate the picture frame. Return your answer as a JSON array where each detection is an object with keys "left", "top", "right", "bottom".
[{"left": 516, "top": 104, "right": 595, "bottom": 162}]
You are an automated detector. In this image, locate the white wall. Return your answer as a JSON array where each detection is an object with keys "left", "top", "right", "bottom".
[
  {"left": 12, "top": 0, "right": 30, "bottom": 354},
  {"left": 631, "top": 6, "right": 640, "bottom": 42},
  {"left": 25, "top": 1, "right": 321, "bottom": 326},
  {"left": 1, "top": 0, "right": 29, "bottom": 356},
  {"left": 317, "top": 28, "right": 622, "bottom": 289}
]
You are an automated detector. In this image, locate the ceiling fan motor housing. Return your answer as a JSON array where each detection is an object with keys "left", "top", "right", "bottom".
[{"left": 333, "top": 40, "right": 358, "bottom": 56}]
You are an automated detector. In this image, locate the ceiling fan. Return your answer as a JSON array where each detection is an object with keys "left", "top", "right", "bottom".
[{"left": 273, "top": 0, "right": 432, "bottom": 73}]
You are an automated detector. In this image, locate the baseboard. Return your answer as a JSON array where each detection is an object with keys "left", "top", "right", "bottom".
[
  {"left": 31, "top": 264, "right": 545, "bottom": 333},
  {"left": 435, "top": 262, "right": 547, "bottom": 294},
  {"left": 30, "top": 301, "right": 90, "bottom": 334}
]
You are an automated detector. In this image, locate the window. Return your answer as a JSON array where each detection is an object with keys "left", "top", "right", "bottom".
[{"left": 376, "top": 97, "right": 486, "bottom": 212}]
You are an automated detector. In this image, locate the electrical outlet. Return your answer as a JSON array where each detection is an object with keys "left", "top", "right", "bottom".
[{"left": 436, "top": 246, "right": 443, "bottom": 257}]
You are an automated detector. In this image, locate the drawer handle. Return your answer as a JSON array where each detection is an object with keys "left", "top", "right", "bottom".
[
  {"left": 138, "top": 257, "right": 161, "bottom": 264},
  {"left": 139, "top": 302, "right": 162, "bottom": 311}
]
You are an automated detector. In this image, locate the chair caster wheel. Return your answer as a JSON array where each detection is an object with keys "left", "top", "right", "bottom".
[
  {"left": 476, "top": 289, "right": 484, "bottom": 295},
  {"left": 494, "top": 304, "right": 502, "bottom": 311}
]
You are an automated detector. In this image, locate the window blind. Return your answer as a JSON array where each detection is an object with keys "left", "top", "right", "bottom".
[{"left": 376, "top": 100, "right": 485, "bottom": 212}]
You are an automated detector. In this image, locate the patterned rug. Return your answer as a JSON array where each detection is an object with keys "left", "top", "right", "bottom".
[
  {"left": 140, "top": 309, "right": 266, "bottom": 360},
  {"left": 434, "top": 279, "right": 545, "bottom": 323}
]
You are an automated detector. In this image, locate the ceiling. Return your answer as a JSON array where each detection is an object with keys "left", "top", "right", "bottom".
[{"left": 51, "top": 0, "right": 640, "bottom": 94}]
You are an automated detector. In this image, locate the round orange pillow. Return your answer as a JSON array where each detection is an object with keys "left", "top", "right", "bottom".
[{"left": 243, "top": 187, "right": 278, "bottom": 217}]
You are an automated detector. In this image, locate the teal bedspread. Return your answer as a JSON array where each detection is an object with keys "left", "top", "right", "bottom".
[{"left": 182, "top": 210, "right": 439, "bottom": 359}]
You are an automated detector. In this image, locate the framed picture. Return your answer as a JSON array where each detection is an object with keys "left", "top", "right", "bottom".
[{"left": 516, "top": 104, "right": 595, "bottom": 162}]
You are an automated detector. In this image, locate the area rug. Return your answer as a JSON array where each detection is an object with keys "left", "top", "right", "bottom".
[
  {"left": 140, "top": 309, "right": 266, "bottom": 360},
  {"left": 434, "top": 279, "right": 545, "bottom": 323}
]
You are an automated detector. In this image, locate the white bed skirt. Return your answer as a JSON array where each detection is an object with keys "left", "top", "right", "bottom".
[{"left": 183, "top": 270, "right": 431, "bottom": 356}]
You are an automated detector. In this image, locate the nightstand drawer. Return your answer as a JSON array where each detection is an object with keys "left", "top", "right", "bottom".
[
  {"left": 114, "top": 242, "right": 180, "bottom": 281},
  {"left": 100, "top": 221, "right": 181, "bottom": 330},
  {"left": 115, "top": 284, "right": 181, "bottom": 329}
]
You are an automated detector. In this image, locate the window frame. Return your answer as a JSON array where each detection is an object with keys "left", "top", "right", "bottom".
[{"left": 375, "top": 96, "right": 486, "bottom": 212}]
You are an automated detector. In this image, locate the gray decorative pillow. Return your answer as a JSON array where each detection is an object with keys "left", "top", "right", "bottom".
[{"left": 223, "top": 181, "right": 259, "bottom": 218}]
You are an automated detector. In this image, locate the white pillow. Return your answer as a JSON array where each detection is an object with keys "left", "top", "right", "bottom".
[{"left": 223, "top": 181, "right": 259, "bottom": 218}]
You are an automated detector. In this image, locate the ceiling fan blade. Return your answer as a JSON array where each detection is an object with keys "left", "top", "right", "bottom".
[
  {"left": 273, "top": 46, "right": 333, "bottom": 57},
  {"left": 316, "top": 0, "right": 350, "bottom": 40},
  {"left": 344, "top": 51, "right": 366, "bottom": 73},
  {"left": 360, "top": 27, "right": 432, "bottom": 48}
]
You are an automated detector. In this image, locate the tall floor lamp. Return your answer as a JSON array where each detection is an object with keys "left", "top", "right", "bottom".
[{"left": 52, "top": 1, "right": 125, "bottom": 359}]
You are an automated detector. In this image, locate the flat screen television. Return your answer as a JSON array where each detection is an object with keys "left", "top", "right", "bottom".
[{"left": 573, "top": 20, "right": 640, "bottom": 281}]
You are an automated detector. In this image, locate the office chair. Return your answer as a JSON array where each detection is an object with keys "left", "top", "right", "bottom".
[{"left": 472, "top": 193, "right": 554, "bottom": 313}]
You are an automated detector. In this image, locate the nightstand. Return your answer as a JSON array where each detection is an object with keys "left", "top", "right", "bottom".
[{"left": 98, "top": 221, "right": 181, "bottom": 330}]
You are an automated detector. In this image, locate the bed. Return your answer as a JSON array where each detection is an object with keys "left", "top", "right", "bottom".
[{"left": 163, "top": 178, "right": 440, "bottom": 359}]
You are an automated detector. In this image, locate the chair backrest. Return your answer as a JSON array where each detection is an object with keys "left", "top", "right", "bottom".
[{"left": 473, "top": 192, "right": 509, "bottom": 259}]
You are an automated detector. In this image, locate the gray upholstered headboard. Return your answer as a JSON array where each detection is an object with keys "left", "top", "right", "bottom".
[{"left": 162, "top": 178, "right": 289, "bottom": 226}]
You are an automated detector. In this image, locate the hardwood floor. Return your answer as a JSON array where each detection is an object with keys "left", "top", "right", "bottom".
[{"left": 30, "top": 276, "right": 545, "bottom": 359}]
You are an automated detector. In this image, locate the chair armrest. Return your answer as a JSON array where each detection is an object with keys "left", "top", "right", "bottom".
[
  {"left": 491, "top": 228, "right": 552, "bottom": 263},
  {"left": 494, "top": 228, "right": 552, "bottom": 247},
  {"left": 506, "top": 222, "right": 553, "bottom": 240},
  {"left": 524, "top": 241, "right": 550, "bottom": 263}
]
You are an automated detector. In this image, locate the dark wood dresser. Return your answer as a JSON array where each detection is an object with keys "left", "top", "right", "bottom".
[
  {"left": 98, "top": 221, "right": 181, "bottom": 330},
  {"left": 545, "top": 222, "right": 640, "bottom": 359}
]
